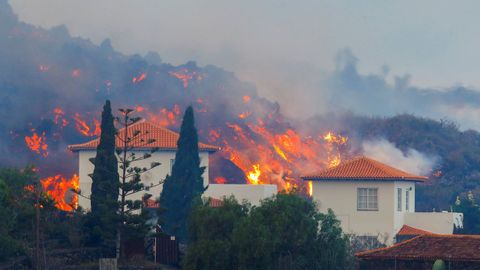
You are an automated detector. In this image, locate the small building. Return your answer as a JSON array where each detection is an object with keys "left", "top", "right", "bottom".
[
  {"left": 356, "top": 234, "right": 480, "bottom": 269},
  {"left": 68, "top": 120, "right": 219, "bottom": 210},
  {"left": 301, "top": 156, "right": 462, "bottom": 245}
]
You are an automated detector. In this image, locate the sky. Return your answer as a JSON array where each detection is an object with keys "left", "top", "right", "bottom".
[{"left": 9, "top": 0, "right": 480, "bottom": 119}]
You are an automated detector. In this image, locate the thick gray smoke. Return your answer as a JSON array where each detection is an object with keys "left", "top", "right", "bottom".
[{"left": 362, "top": 139, "right": 437, "bottom": 176}]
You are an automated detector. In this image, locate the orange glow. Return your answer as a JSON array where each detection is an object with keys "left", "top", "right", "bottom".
[
  {"left": 71, "top": 69, "right": 81, "bottom": 78},
  {"left": 136, "top": 106, "right": 145, "bottom": 112},
  {"left": 73, "top": 113, "right": 101, "bottom": 137},
  {"left": 169, "top": 68, "right": 203, "bottom": 88},
  {"left": 215, "top": 177, "right": 227, "bottom": 184},
  {"left": 53, "top": 107, "right": 69, "bottom": 127},
  {"left": 41, "top": 174, "right": 79, "bottom": 211},
  {"left": 242, "top": 95, "right": 251, "bottom": 103},
  {"left": 132, "top": 73, "right": 147, "bottom": 84},
  {"left": 25, "top": 130, "right": 48, "bottom": 157},
  {"left": 238, "top": 111, "right": 251, "bottom": 119},
  {"left": 308, "top": 181, "right": 313, "bottom": 197},
  {"left": 323, "top": 131, "right": 347, "bottom": 168},
  {"left": 247, "top": 164, "right": 261, "bottom": 185}
]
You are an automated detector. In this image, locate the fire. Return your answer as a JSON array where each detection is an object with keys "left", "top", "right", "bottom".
[
  {"left": 132, "top": 73, "right": 147, "bottom": 84},
  {"left": 25, "top": 130, "right": 48, "bottom": 157},
  {"left": 238, "top": 111, "right": 251, "bottom": 119},
  {"left": 169, "top": 68, "right": 203, "bottom": 88},
  {"left": 323, "top": 131, "right": 348, "bottom": 168},
  {"left": 73, "top": 113, "right": 101, "bottom": 137},
  {"left": 247, "top": 164, "right": 261, "bottom": 185},
  {"left": 40, "top": 174, "right": 79, "bottom": 211},
  {"left": 243, "top": 95, "right": 251, "bottom": 103},
  {"left": 308, "top": 181, "right": 313, "bottom": 197},
  {"left": 53, "top": 107, "right": 69, "bottom": 127},
  {"left": 214, "top": 177, "right": 227, "bottom": 184}
]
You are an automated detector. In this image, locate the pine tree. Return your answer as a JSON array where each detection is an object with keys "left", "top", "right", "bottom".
[
  {"left": 87, "top": 100, "right": 119, "bottom": 256},
  {"left": 160, "top": 106, "right": 206, "bottom": 243}
]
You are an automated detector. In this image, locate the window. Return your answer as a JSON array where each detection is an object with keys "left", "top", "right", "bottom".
[
  {"left": 170, "top": 159, "right": 175, "bottom": 173},
  {"left": 406, "top": 190, "right": 410, "bottom": 211},
  {"left": 357, "top": 188, "right": 378, "bottom": 211},
  {"left": 397, "top": 188, "right": 402, "bottom": 211}
]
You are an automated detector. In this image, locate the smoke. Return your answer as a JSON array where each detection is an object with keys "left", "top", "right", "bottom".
[{"left": 362, "top": 139, "right": 437, "bottom": 176}]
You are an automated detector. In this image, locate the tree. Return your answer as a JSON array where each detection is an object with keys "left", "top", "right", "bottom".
[
  {"left": 453, "top": 191, "right": 480, "bottom": 234},
  {"left": 184, "top": 193, "right": 353, "bottom": 270},
  {"left": 183, "top": 197, "right": 249, "bottom": 269},
  {"left": 160, "top": 106, "right": 206, "bottom": 243},
  {"left": 86, "top": 100, "right": 119, "bottom": 256},
  {"left": 114, "top": 108, "right": 161, "bottom": 259}
]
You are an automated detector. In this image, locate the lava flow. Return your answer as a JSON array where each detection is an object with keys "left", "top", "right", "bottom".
[{"left": 40, "top": 174, "right": 79, "bottom": 212}]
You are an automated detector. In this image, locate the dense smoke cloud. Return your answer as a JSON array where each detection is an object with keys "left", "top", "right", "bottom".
[{"left": 362, "top": 139, "right": 437, "bottom": 176}]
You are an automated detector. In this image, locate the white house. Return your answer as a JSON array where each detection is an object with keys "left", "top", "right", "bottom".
[
  {"left": 301, "top": 156, "right": 462, "bottom": 245},
  {"left": 68, "top": 120, "right": 219, "bottom": 210}
]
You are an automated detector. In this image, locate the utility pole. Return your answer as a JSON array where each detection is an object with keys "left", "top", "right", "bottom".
[{"left": 35, "top": 181, "right": 41, "bottom": 270}]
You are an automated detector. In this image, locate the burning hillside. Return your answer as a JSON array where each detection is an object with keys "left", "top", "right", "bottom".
[{"left": 0, "top": 1, "right": 352, "bottom": 210}]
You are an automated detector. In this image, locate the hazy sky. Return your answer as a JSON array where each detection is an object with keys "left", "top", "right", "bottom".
[{"left": 9, "top": 0, "right": 480, "bottom": 117}]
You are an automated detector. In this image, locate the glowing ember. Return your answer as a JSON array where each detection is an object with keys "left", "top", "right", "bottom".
[
  {"left": 238, "top": 111, "right": 251, "bottom": 119},
  {"left": 40, "top": 174, "right": 79, "bottom": 211},
  {"left": 25, "top": 130, "right": 48, "bottom": 157},
  {"left": 308, "top": 181, "right": 313, "bottom": 197},
  {"left": 132, "top": 73, "right": 147, "bottom": 84},
  {"left": 169, "top": 68, "right": 203, "bottom": 88},
  {"left": 243, "top": 95, "right": 251, "bottom": 103},
  {"left": 53, "top": 107, "right": 69, "bottom": 127},
  {"left": 73, "top": 113, "right": 101, "bottom": 137},
  {"left": 71, "top": 69, "right": 81, "bottom": 78},
  {"left": 214, "top": 177, "right": 227, "bottom": 184}
]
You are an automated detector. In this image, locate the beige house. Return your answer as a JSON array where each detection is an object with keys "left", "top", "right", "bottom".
[
  {"left": 68, "top": 120, "right": 219, "bottom": 210},
  {"left": 302, "top": 157, "right": 462, "bottom": 245}
]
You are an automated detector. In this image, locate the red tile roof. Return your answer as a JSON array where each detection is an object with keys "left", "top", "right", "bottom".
[
  {"left": 356, "top": 234, "right": 480, "bottom": 262},
  {"left": 397, "top": 225, "right": 433, "bottom": 236},
  {"left": 301, "top": 156, "right": 427, "bottom": 182},
  {"left": 68, "top": 120, "right": 219, "bottom": 152}
]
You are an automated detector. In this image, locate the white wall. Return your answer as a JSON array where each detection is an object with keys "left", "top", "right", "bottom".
[
  {"left": 404, "top": 212, "right": 461, "bottom": 234},
  {"left": 203, "top": 184, "right": 277, "bottom": 206},
  {"left": 78, "top": 149, "right": 210, "bottom": 210},
  {"left": 393, "top": 181, "right": 416, "bottom": 237},
  {"left": 311, "top": 180, "right": 396, "bottom": 244}
]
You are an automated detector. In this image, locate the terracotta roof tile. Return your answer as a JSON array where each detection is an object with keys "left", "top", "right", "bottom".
[
  {"left": 301, "top": 156, "right": 427, "bottom": 182},
  {"left": 356, "top": 234, "right": 480, "bottom": 262},
  {"left": 68, "top": 120, "right": 219, "bottom": 152},
  {"left": 397, "top": 225, "right": 433, "bottom": 236}
]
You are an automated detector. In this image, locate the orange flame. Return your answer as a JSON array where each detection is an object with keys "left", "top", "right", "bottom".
[
  {"left": 247, "top": 164, "right": 261, "bottom": 185},
  {"left": 308, "top": 181, "right": 313, "bottom": 197},
  {"left": 169, "top": 68, "right": 203, "bottom": 88},
  {"left": 25, "top": 130, "right": 48, "bottom": 157},
  {"left": 132, "top": 73, "right": 147, "bottom": 84},
  {"left": 73, "top": 113, "right": 101, "bottom": 137},
  {"left": 214, "top": 177, "right": 227, "bottom": 184},
  {"left": 40, "top": 174, "right": 79, "bottom": 211}
]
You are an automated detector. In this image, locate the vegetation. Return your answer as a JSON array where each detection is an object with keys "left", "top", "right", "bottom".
[
  {"left": 86, "top": 100, "right": 119, "bottom": 256},
  {"left": 184, "top": 193, "right": 353, "bottom": 270},
  {"left": 453, "top": 191, "right": 480, "bottom": 234},
  {"left": 160, "top": 106, "right": 206, "bottom": 243}
]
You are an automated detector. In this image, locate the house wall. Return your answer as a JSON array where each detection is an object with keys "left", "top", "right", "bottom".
[
  {"left": 311, "top": 180, "right": 396, "bottom": 245},
  {"left": 404, "top": 212, "right": 461, "bottom": 234},
  {"left": 393, "top": 181, "right": 416, "bottom": 239},
  {"left": 203, "top": 184, "right": 277, "bottom": 206},
  {"left": 78, "top": 149, "right": 210, "bottom": 210}
]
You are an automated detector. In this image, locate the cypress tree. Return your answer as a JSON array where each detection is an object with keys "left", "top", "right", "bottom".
[
  {"left": 160, "top": 106, "right": 205, "bottom": 243},
  {"left": 87, "top": 100, "right": 119, "bottom": 256}
]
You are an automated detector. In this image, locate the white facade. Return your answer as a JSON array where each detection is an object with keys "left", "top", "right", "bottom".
[
  {"left": 204, "top": 184, "right": 277, "bottom": 206},
  {"left": 77, "top": 149, "right": 210, "bottom": 210},
  {"left": 309, "top": 179, "right": 459, "bottom": 245}
]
